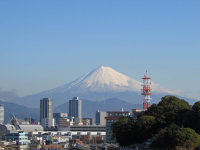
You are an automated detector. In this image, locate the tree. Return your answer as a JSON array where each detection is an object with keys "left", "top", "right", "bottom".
[
  {"left": 192, "top": 101, "right": 200, "bottom": 112},
  {"left": 137, "top": 115, "right": 156, "bottom": 129},
  {"left": 136, "top": 115, "right": 157, "bottom": 142},
  {"left": 112, "top": 118, "right": 135, "bottom": 146},
  {"left": 112, "top": 96, "right": 200, "bottom": 148},
  {"left": 177, "top": 101, "right": 200, "bottom": 134},
  {"left": 151, "top": 124, "right": 179, "bottom": 148},
  {"left": 159, "top": 95, "right": 191, "bottom": 109},
  {"left": 151, "top": 125, "right": 200, "bottom": 149},
  {"left": 145, "top": 95, "right": 191, "bottom": 127},
  {"left": 176, "top": 128, "right": 200, "bottom": 148}
]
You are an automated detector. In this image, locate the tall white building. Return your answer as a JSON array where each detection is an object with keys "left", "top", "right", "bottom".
[
  {"left": 69, "top": 97, "right": 82, "bottom": 122},
  {"left": 95, "top": 110, "right": 106, "bottom": 125},
  {"left": 0, "top": 105, "right": 4, "bottom": 124},
  {"left": 40, "top": 98, "right": 54, "bottom": 128}
]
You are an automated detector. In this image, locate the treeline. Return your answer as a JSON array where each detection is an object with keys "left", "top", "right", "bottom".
[{"left": 112, "top": 96, "right": 200, "bottom": 149}]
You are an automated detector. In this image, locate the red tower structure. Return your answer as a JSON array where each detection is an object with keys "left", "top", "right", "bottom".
[{"left": 142, "top": 70, "right": 152, "bottom": 110}]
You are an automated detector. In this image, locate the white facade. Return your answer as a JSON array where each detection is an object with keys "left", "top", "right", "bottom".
[
  {"left": 18, "top": 132, "right": 29, "bottom": 145},
  {"left": 0, "top": 105, "right": 4, "bottom": 124},
  {"left": 95, "top": 110, "right": 106, "bottom": 125}
]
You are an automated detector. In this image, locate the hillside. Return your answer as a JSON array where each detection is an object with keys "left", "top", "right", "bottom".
[{"left": 0, "top": 100, "right": 39, "bottom": 123}]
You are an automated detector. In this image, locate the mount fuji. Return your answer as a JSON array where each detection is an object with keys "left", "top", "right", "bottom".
[{"left": 13, "top": 66, "right": 182, "bottom": 108}]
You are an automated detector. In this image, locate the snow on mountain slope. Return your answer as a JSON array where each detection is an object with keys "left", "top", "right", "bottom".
[
  {"left": 47, "top": 66, "right": 180, "bottom": 95},
  {"left": 65, "top": 66, "right": 141, "bottom": 92},
  {"left": 13, "top": 66, "right": 182, "bottom": 107}
]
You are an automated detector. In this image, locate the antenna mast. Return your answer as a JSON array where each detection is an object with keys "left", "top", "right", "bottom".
[{"left": 141, "top": 70, "right": 152, "bottom": 110}]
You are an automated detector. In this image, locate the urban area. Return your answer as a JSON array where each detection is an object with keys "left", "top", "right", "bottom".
[
  {"left": 1, "top": 70, "right": 199, "bottom": 150},
  {"left": 0, "top": 71, "right": 152, "bottom": 150}
]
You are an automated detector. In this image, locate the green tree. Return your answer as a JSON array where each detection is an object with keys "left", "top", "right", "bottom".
[
  {"left": 192, "top": 101, "right": 200, "bottom": 112},
  {"left": 112, "top": 118, "right": 135, "bottom": 146},
  {"left": 145, "top": 95, "right": 191, "bottom": 127},
  {"left": 137, "top": 115, "right": 156, "bottom": 129},
  {"left": 177, "top": 101, "right": 200, "bottom": 134},
  {"left": 136, "top": 115, "right": 157, "bottom": 142},
  {"left": 112, "top": 96, "right": 200, "bottom": 147},
  {"left": 151, "top": 124, "right": 179, "bottom": 148},
  {"left": 176, "top": 128, "right": 200, "bottom": 148},
  {"left": 151, "top": 125, "right": 200, "bottom": 149}
]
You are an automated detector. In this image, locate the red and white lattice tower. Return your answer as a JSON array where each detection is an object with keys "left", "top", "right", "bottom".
[{"left": 142, "top": 70, "right": 152, "bottom": 110}]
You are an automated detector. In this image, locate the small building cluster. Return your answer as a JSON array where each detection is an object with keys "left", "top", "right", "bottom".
[{"left": 0, "top": 97, "right": 107, "bottom": 149}]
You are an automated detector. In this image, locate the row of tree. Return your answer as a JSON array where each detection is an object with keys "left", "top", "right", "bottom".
[{"left": 112, "top": 96, "right": 200, "bottom": 149}]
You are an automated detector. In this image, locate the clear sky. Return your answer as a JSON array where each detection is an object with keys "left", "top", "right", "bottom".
[{"left": 0, "top": 1, "right": 200, "bottom": 99}]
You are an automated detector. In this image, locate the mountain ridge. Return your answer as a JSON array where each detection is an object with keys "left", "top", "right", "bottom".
[
  {"left": 33, "top": 66, "right": 181, "bottom": 95},
  {"left": 11, "top": 66, "right": 185, "bottom": 107},
  {"left": 0, "top": 99, "right": 39, "bottom": 123}
]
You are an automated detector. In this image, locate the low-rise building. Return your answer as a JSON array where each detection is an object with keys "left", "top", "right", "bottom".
[
  {"left": 70, "top": 125, "right": 106, "bottom": 132},
  {"left": 5, "top": 131, "right": 28, "bottom": 145},
  {"left": 53, "top": 113, "right": 68, "bottom": 126},
  {"left": 132, "top": 109, "right": 143, "bottom": 121},
  {"left": 95, "top": 110, "right": 106, "bottom": 125},
  {"left": 58, "top": 118, "right": 73, "bottom": 128}
]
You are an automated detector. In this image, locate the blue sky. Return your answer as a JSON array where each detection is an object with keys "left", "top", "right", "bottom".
[{"left": 0, "top": 1, "right": 200, "bottom": 99}]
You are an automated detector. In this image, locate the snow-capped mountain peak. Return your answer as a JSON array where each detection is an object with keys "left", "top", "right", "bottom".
[
  {"left": 50, "top": 66, "right": 180, "bottom": 95},
  {"left": 63, "top": 66, "right": 142, "bottom": 92},
  {"left": 15, "top": 66, "right": 183, "bottom": 107},
  {"left": 83, "top": 66, "right": 130, "bottom": 87}
]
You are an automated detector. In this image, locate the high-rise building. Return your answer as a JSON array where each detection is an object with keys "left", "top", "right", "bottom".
[
  {"left": 0, "top": 105, "right": 4, "bottom": 124},
  {"left": 95, "top": 110, "right": 106, "bottom": 125},
  {"left": 69, "top": 97, "right": 82, "bottom": 122},
  {"left": 40, "top": 98, "right": 54, "bottom": 128}
]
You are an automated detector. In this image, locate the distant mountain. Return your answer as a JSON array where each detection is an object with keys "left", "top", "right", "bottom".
[
  {"left": 39, "top": 66, "right": 180, "bottom": 94},
  {"left": 1, "top": 96, "right": 197, "bottom": 124},
  {"left": 0, "top": 98, "right": 141, "bottom": 123},
  {"left": 12, "top": 66, "right": 187, "bottom": 107},
  {"left": 54, "top": 98, "right": 142, "bottom": 118},
  {"left": 0, "top": 100, "right": 39, "bottom": 123},
  {"left": 0, "top": 90, "right": 19, "bottom": 101}
]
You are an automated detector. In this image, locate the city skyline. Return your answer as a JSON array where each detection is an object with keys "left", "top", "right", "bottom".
[{"left": 0, "top": 1, "right": 200, "bottom": 99}]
